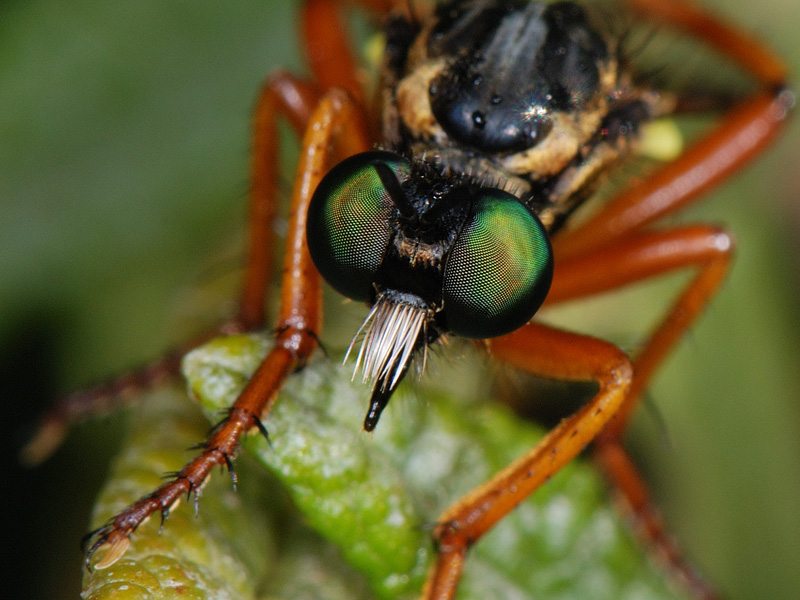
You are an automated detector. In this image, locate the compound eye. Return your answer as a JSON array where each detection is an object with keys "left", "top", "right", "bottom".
[
  {"left": 442, "top": 191, "right": 553, "bottom": 338},
  {"left": 307, "top": 151, "right": 410, "bottom": 302}
]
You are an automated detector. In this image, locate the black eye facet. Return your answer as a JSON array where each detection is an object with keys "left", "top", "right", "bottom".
[
  {"left": 307, "top": 151, "right": 410, "bottom": 302},
  {"left": 442, "top": 190, "right": 553, "bottom": 338}
]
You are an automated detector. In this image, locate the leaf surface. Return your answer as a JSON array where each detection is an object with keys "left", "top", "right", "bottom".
[{"left": 84, "top": 334, "right": 687, "bottom": 599}]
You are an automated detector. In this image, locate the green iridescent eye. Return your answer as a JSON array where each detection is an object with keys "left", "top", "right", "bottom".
[
  {"left": 307, "top": 151, "right": 410, "bottom": 302},
  {"left": 442, "top": 192, "right": 553, "bottom": 338}
]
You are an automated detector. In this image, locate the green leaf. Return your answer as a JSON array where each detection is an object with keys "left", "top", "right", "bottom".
[
  {"left": 81, "top": 388, "right": 273, "bottom": 600},
  {"left": 82, "top": 386, "right": 375, "bottom": 600},
  {"left": 6, "top": 2, "right": 800, "bottom": 598},
  {"left": 82, "top": 333, "right": 688, "bottom": 599}
]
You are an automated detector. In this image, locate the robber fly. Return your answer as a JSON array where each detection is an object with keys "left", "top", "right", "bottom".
[{"left": 18, "top": 1, "right": 792, "bottom": 598}]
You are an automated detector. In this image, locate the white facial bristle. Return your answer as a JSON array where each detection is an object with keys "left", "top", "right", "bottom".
[{"left": 345, "top": 295, "right": 429, "bottom": 393}]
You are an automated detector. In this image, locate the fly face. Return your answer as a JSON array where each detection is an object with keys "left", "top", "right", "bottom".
[
  {"left": 307, "top": 150, "right": 553, "bottom": 429},
  {"left": 308, "top": 0, "right": 665, "bottom": 429}
]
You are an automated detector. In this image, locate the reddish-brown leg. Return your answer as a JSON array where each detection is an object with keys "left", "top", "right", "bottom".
[
  {"left": 22, "top": 0, "right": 397, "bottom": 466},
  {"left": 424, "top": 225, "right": 731, "bottom": 599},
  {"left": 239, "top": 71, "right": 321, "bottom": 329},
  {"left": 553, "top": 0, "right": 791, "bottom": 261},
  {"left": 542, "top": 1, "right": 791, "bottom": 595},
  {"left": 424, "top": 1, "right": 791, "bottom": 597},
  {"left": 84, "top": 88, "right": 371, "bottom": 569},
  {"left": 20, "top": 340, "right": 196, "bottom": 466},
  {"left": 548, "top": 225, "right": 733, "bottom": 430},
  {"left": 301, "top": 0, "right": 393, "bottom": 104},
  {"left": 300, "top": 0, "right": 400, "bottom": 140},
  {"left": 21, "top": 73, "right": 323, "bottom": 466},
  {"left": 594, "top": 440, "right": 719, "bottom": 598},
  {"left": 422, "top": 324, "right": 633, "bottom": 599},
  {"left": 238, "top": 0, "right": 404, "bottom": 323},
  {"left": 548, "top": 225, "right": 733, "bottom": 599}
]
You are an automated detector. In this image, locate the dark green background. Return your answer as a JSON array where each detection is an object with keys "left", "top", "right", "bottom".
[{"left": 2, "top": 1, "right": 798, "bottom": 598}]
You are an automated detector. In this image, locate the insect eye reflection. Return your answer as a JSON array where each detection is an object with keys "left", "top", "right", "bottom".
[
  {"left": 306, "top": 151, "right": 407, "bottom": 302},
  {"left": 441, "top": 190, "right": 552, "bottom": 338},
  {"left": 307, "top": 150, "right": 553, "bottom": 341}
]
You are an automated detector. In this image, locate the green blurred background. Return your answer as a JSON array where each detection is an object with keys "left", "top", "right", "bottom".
[{"left": 1, "top": 1, "right": 798, "bottom": 598}]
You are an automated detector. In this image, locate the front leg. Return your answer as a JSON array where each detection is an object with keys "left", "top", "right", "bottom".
[
  {"left": 548, "top": 224, "right": 734, "bottom": 598},
  {"left": 85, "top": 89, "right": 370, "bottom": 569},
  {"left": 22, "top": 72, "right": 321, "bottom": 466},
  {"left": 423, "top": 323, "right": 633, "bottom": 600}
]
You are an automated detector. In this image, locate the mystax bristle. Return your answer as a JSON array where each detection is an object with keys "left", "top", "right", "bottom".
[{"left": 346, "top": 293, "right": 429, "bottom": 393}]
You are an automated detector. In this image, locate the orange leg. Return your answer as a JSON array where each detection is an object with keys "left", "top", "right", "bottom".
[
  {"left": 23, "top": 0, "right": 398, "bottom": 466},
  {"left": 21, "top": 72, "right": 323, "bottom": 466},
  {"left": 548, "top": 225, "right": 733, "bottom": 432},
  {"left": 84, "top": 88, "right": 371, "bottom": 569},
  {"left": 80, "top": 0, "right": 394, "bottom": 566},
  {"left": 549, "top": 225, "right": 733, "bottom": 599},
  {"left": 553, "top": 0, "right": 792, "bottom": 260},
  {"left": 594, "top": 439, "right": 721, "bottom": 600},
  {"left": 423, "top": 324, "right": 633, "bottom": 599},
  {"left": 301, "top": 0, "right": 399, "bottom": 105},
  {"left": 423, "top": 0, "right": 792, "bottom": 596},
  {"left": 543, "top": 1, "right": 791, "bottom": 594},
  {"left": 627, "top": 0, "right": 787, "bottom": 86},
  {"left": 424, "top": 224, "right": 732, "bottom": 599},
  {"left": 244, "top": 0, "right": 402, "bottom": 326},
  {"left": 239, "top": 71, "right": 321, "bottom": 329}
]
